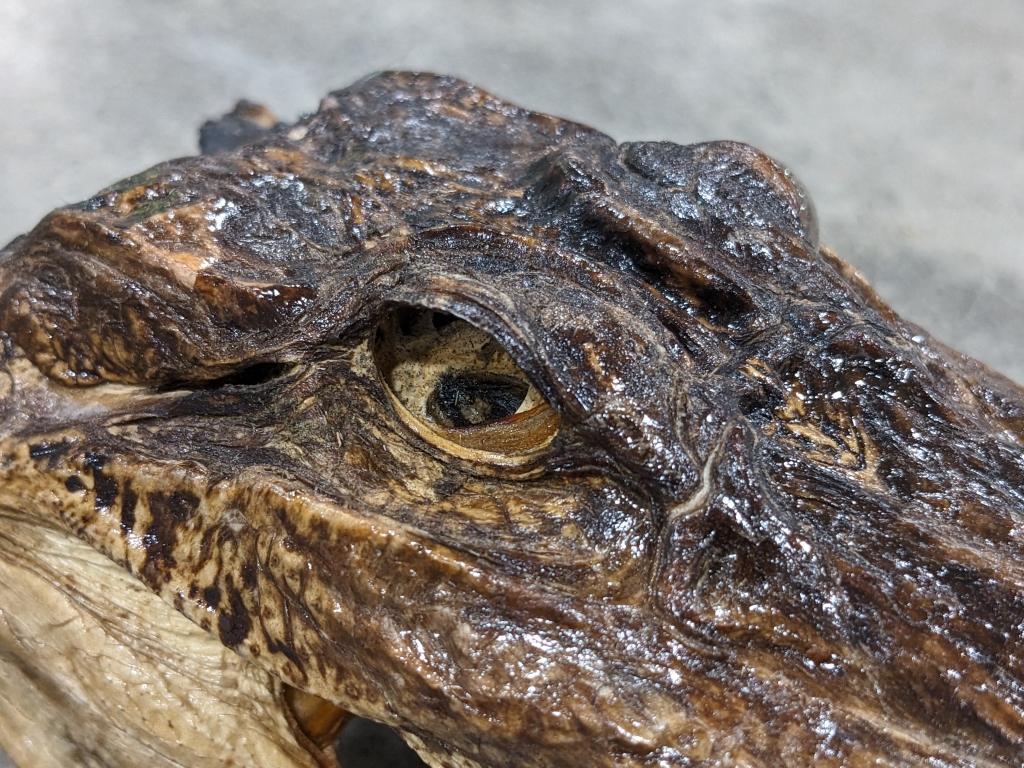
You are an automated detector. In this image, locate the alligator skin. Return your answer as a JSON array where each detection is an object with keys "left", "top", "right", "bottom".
[{"left": 0, "top": 72, "right": 1022, "bottom": 767}]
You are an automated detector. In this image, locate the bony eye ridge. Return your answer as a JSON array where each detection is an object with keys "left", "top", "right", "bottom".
[{"left": 373, "top": 307, "right": 558, "bottom": 463}]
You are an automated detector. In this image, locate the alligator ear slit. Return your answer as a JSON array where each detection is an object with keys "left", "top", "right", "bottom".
[{"left": 155, "top": 361, "right": 291, "bottom": 392}]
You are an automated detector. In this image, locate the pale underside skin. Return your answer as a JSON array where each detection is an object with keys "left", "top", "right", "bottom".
[{"left": 0, "top": 505, "right": 325, "bottom": 768}]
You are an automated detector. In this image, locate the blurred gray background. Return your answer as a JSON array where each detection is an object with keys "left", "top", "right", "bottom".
[{"left": 0, "top": 0, "right": 1021, "bottom": 762}]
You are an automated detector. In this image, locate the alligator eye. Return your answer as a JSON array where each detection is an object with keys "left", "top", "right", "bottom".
[{"left": 373, "top": 307, "right": 558, "bottom": 463}]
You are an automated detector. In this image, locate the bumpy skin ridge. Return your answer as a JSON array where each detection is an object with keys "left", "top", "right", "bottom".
[{"left": 0, "top": 72, "right": 1023, "bottom": 766}]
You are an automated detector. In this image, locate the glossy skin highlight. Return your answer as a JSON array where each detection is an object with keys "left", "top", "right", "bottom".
[{"left": 0, "top": 73, "right": 1023, "bottom": 766}]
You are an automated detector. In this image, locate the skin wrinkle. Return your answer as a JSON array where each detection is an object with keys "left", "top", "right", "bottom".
[
  {"left": 665, "top": 433, "right": 727, "bottom": 526},
  {"left": 0, "top": 72, "right": 1022, "bottom": 766}
]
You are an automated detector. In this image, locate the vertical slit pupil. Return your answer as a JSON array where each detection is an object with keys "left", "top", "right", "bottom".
[
  {"left": 334, "top": 716, "right": 427, "bottom": 767},
  {"left": 427, "top": 372, "right": 529, "bottom": 428}
]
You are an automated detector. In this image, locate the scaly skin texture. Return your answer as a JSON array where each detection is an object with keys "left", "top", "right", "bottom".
[{"left": 1, "top": 72, "right": 1023, "bottom": 766}]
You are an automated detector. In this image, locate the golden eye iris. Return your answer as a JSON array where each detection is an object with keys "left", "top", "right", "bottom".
[{"left": 372, "top": 307, "right": 558, "bottom": 464}]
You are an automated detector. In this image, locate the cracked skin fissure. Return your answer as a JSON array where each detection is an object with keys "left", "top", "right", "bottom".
[{"left": 0, "top": 72, "right": 1023, "bottom": 767}]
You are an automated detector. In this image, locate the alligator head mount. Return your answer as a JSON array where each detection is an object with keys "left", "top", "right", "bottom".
[{"left": 0, "top": 72, "right": 1022, "bottom": 767}]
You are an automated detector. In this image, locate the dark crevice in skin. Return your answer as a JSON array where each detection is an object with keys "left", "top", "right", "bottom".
[
  {"left": 155, "top": 361, "right": 293, "bottom": 393},
  {"left": 334, "top": 717, "right": 427, "bottom": 768}
]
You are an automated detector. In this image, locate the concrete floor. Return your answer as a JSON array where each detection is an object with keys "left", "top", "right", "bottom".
[{"left": 0, "top": 1, "right": 1021, "bottom": 764}]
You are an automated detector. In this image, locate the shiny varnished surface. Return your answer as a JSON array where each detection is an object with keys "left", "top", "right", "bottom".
[{"left": 0, "top": 73, "right": 1022, "bottom": 766}]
